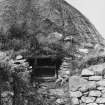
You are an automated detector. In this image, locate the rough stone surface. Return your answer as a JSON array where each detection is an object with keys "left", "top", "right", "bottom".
[
  {"left": 69, "top": 61, "right": 105, "bottom": 105},
  {"left": 49, "top": 89, "right": 64, "bottom": 96},
  {"left": 69, "top": 76, "right": 88, "bottom": 91},
  {"left": 102, "top": 93, "right": 105, "bottom": 98},
  {"left": 96, "top": 98, "right": 105, "bottom": 103},
  {"left": 16, "top": 55, "right": 23, "bottom": 60},
  {"left": 71, "top": 97, "right": 79, "bottom": 105},
  {"left": 90, "top": 64, "right": 105, "bottom": 75},
  {"left": 88, "top": 81, "right": 97, "bottom": 89},
  {"left": 97, "top": 87, "right": 105, "bottom": 90},
  {"left": 101, "top": 89, "right": 105, "bottom": 94},
  {"left": 89, "top": 76, "right": 102, "bottom": 81},
  {"left": 79, "top": 84, "right": 88, "bottom": 92},
  {"left": 81, "top": 69, "right": 94, "bottom": 76},
  {"left": 70, "top": 91, "right": 82, "bottom": 98},
  {"left": 96, "top": 80, "right": 105, "bottom": 86},
  {"left": 56, "top": 99, "right": 64, "bottom": 104},
  {"left": 81, "top": 96, "right": 95, "bottom": 103},
  {"left": 89, "top": 90, "right": 101, "bottom": 97},
  {"left": 87, "top": 103, "right": 98, "bottom": 105}
]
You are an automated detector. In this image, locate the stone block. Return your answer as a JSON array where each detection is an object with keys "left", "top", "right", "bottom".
[
  {"left": 71, "top": 97, "right": 79, "bottom": 105},
  {"left": 96, "top": 80, "right": 105, "bottom": 86},
  {"left": 87, "top": 103, "right": 98, "bottom": 105},
  {"left": 79, "top": 84, "right": 88, "bottom": 92},
  {"left": 70, "top": 91, "right": 82, "bottom": 98},
  {"left": 89, "top": 90, "right": 101, "bottom": 97},
  {"left": 81, "top": 96, "right": 95, "bottom": 103},
  {"left": 96, "top": 98, "right": 105, "bottom": 103},
  {"left": 89, "top": 76, "right": 102, "bottom": 81},
  {"left": 97, "top": 87, "right": 105, "bottom": 91},
  {"left": 81, "top": 69, "right": 94, "bottom": 76},
  {"left": 69, "top": 76, "right": 88, "bottom": 91},
  {"left": 88, "top": 81, "right": 97, "bottom": 89},
  {"left": 90, "top": 63, "right": 105, "bottom": 75}
]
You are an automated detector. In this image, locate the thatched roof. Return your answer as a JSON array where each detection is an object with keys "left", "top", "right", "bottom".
[
  {"left": 32, "top": 0, "right": 105, "bottom": 44},
  {"left": 0, "top": 0, "right": 105, "bottom": 57}
]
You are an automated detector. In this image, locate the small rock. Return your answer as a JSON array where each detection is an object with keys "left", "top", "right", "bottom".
[
  {"left": 81, "top": 69, "right": 94, "bottom": 76},
  {"left": 16, "top": 55, "right": 23, "bottom": 60},
  {"left": 89, "top": 76, "right": 102, "bottom": 81},
  {"left": 70, "top": 91, "right": 82, "bottom": 98},
  {"left": 0, "top": 51, "right": 6, "bottom": 59},
  {"left": 96, "top": 98, "right": 105, "bottom": 103},
  {"left": 78, "top": 48, "right": 89, "bottom": 54},
  {"left": 56, "top": 99, "right": 64, "bottom": 104},
  {"left": 79, "top": 84, "right": 88, "bottom": 92},
  {"left": 91, "top": 64, "right": 105, "bottom": 75},
  {"left": 89, "top": 90, "right": 101, "bottom": 97},
  {"left": 71, "top": 97, "right": 79, "bottom": 105},
  {"left": 102, "top": 93, "right": 105, "bottom": 98},
  {"left": 69, "top": 76, "right": 88, "bottom": 91},
  {"left": 49, "top": 89, "right": 64, "bottom": 96},
  {"left": 88, "top": 81, "right": 97, "bottom": 89},
  {"left": 97, "top": 80, "right": 105, "bottom": 86},
  {"left": 97, "top": 87, "right": 105, "bottom": 90},
  {"left": 87, "top": 103, "right": 98, "bottom": 105},
  {"left": 1, "top": 91, "right": 14, "bottom": 97},
  {"left": 14, "top": 59, "right": 26, "bottom": 64},
  {"left": 101, "top": 89, "right": 105, "bottom": 94},
  {"left": 81, "top": 96, "right": 95, "bottom": 103}
]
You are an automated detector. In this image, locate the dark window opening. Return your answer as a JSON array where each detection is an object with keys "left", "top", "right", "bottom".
[{"left": 28, "top": 56, "right": 62, "bottom": 79}]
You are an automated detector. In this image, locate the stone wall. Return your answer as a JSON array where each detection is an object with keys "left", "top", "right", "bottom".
[{"left": 69, "top": 63, "right": 105, "bottom": 105}]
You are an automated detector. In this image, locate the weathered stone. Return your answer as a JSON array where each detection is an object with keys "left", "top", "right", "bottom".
[
  {"left": 70, "top": 91, "right": 82, "bottom": 98},
  {"left": 102, "top": 93, "right": 105, "bottom": 98},
  {"left": 88, "top": 81, "right": 97, "bottom": 89},
  {"left": 81, "top": 96, "right": 95, "bottom": 103},
  {"left": 71, "top": 97, "right": 79, "bottom": 105},
  {"left": 97, "top": 80, "right": 105, "bottom": 86},
  {"left": 81, "top": 69, "right": 94, "bottom": 76},
  {"left": 69, "top": 76, "right": 88, "bottom": 91},
  {"left": 49, "top": 89, "right": 64, "bottom": 96},
  {"left": 90, "top": 63, "right": 105, "bottom": 75},
  {"left": 80, "top": 81, "right": 96, "bottom": 92},
  {"left": 56, "top": 99, "right": 64, "bottom": 104},
  {"left": 79, "top": 84, "right": 88, "bottom": 92},
  {"left": 14, "top": 59, "right": 26, "bottom": 64},
  {"left": 78, "top": 48, "right": 89, "bottom": 54},
  {"left": 101, "top": 89, "right": 105, "bottom": 94},
  {"left": 0, "top": 51, "right": 7, "bottom": 60},
  {"left": 87, "top": 103, "right": 98, "bottom": 105},
  {"left": 89, "top": 90, "right": 101, "bottom": 97},
  {"left": 97, "top": 87, "right": 105, "bottom": 91},
  {"left": 80, "top": 103, "right": 86, "bottom": 105},
  {"left": 89, "top": 76, "right": 102, "bottom": 81},
  {"left": 96, "top": 98, "right": 105, "bottom": 103},
  {"left": 16, "top": 55, "right": 23, "bottom": 60},
  {"left": 1, "top": 91, "right": 14, "bottom": 98}
]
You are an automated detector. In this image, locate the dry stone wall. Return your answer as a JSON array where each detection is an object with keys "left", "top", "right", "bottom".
[{"left": 69, "top": 63, "right": 105, "bottom": 105}]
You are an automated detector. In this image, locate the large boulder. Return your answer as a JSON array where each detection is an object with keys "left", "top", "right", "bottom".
[{"left": 69, "top": 76, "right": 88, "bottom": 91}]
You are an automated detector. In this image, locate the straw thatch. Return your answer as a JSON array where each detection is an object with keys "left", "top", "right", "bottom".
[{"left": 0, "top": 0, "right": 104, "bottom": 56}]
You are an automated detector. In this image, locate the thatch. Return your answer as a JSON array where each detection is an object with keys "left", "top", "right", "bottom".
[
  {"left": 31, "top": 0, "right": 105, "bottom": 44},
  {"left": 0, "top": 0, "right": 105, "bottom": 57}
]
